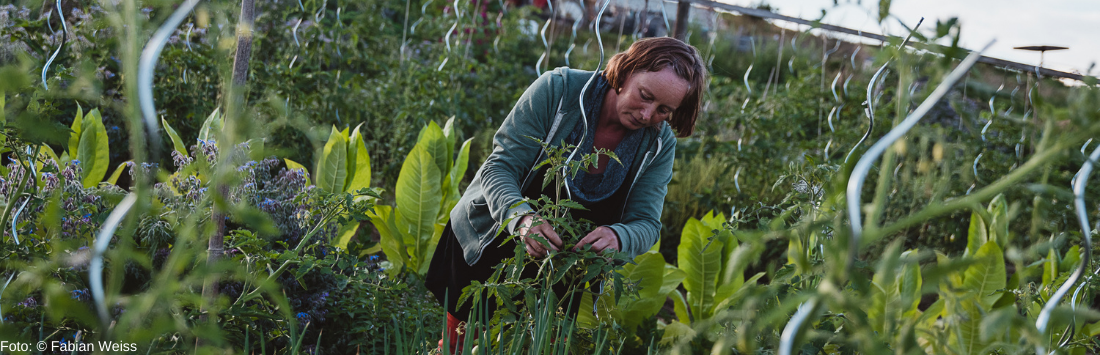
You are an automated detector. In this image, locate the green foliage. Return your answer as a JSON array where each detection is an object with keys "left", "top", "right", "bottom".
[{"left": 370, "top": 117, "right": 471, "bottom": 276}]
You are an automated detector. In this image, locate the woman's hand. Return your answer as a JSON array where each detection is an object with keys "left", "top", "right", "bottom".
[
  {"left": 574, "top": 226, "right": 619, "bottom": 253},
  {"left": 519, "top": 215, "right": 562, "bottom": 258}
]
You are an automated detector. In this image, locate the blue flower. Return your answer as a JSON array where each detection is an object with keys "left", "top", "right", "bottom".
[
  {"left": 369, "top": 255, "right": 379, "bottom": 261},
  {"left": 71, "top": 159, "right": 81, "bottom": 165}
]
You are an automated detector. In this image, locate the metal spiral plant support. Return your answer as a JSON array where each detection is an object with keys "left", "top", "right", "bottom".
[
  {"left": 138, "top": 0, "right": 201, "bottom": 151},
  {"left": 659, "top": 0, "right": 670, "bottom": 34},
  {"left": 972, "top": 152, "right": 984, "bottom": 182},
  {"left": 843, "top": 62, "right": 888, "bottom": 164},
  {"left": 535, "top": 0, "right": 554, "bottom": 74},
  {"left": 409, "top": 0, "right": 433, "bottom": 34},
  {"left": 822, "top": 40, "right": 840, "bottom": 65},
  {"left": 1036, "top": 144, "right": 1099, "bottom": 355},
  {"left": 440, "top": 0, "right": 462, "bottom": 71},
  {"left": 185, "top": 24, "right": 193, "bottom": 51},
  {"left": 90, "top": 193, "right": 138, "bottom": 325},
  {"left": 778, "top": 41, "right": 992, "bottom": 355},
  {"left": 563, "top": 0, "right": 612, "bottom": 196},
  {"left": 42, "top": 0, "right": 69, "bottom": 91},
  {"left": 289, "top": 0, "right": 306, "bottom": 69},
  {"left": 851, "top": 46, "right": 860, "bottom": 69},
  {"left": 734, "top": 167, "right": 742, "bottom": 193},
  {"left": 0, "top": 148, "right": 34, "bottom": 324},
  {"left": 1061, "top": 263, "right": 1100, "bottom": 347},
  {"left": 788, "top": 36, "right": 798, "bottom": 74},
  {"left": 564, "top": 15, "right": 581, "bottom": 66}
]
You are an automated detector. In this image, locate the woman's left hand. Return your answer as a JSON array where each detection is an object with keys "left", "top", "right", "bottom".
[{"left": 573, "top": 226, "right": 620, "bottom": 253}]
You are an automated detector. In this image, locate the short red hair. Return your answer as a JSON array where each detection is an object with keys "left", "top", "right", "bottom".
[{"left": 604, "top": 37, "right": 708, "bottom": 138}]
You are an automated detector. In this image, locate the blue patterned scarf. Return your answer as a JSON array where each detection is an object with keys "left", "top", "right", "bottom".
[{"left": 563, "top": 73, "right": 644, "bottom": 205}]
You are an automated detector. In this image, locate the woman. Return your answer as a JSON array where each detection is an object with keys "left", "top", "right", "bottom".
[{"left": 426, "top": 37, "right": 707, "bottom": 350}]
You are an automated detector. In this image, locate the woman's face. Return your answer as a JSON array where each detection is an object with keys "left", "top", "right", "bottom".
[{"left": 609, "top": 66, "right": 690, "bottom": 131}]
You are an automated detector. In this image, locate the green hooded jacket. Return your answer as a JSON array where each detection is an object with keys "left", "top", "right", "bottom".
[{"left": 450, "top": 67, "right": 676, "bottom": 265}]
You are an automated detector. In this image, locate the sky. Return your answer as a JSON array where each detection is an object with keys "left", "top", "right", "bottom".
[{"left": 733, "top": 0, "right": 1100, "bottom": 78}]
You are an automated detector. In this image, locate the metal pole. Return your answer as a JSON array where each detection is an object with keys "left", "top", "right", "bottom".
[{"left": 673, "top": 0, "right": 689, "bottom": 40}]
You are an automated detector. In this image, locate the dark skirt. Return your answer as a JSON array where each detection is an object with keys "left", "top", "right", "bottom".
[{"left": 425, "top": 222, "right": 585, "bottom": 322}]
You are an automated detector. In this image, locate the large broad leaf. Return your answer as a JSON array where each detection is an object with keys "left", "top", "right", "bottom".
[
  {"left": 367, "top": 205, "right": 406, "bottom": 276},
  {"left": 618, "top": 252, "right": 676, "bottom": 332},
  {"left": 106, "top": 161, "right": 131, "bottom": 186},
  {"left": 670, "top": 289, "right": 691, "bottom": 325},
  {"left": 417, "top": 121, "right": 450, "bottom": 178},
  {"left": 439, "top": 138, "right": 473, "bottom": 223},
  {"left": 68, "top": 105, "right": 83, "bottom": 157},
  {"left": 899, "top": 251, "right": 923, "bottom": 318},
  {"left": 197, "top": 108, "right": 223, "bottom": 143},
  {"left": 868, "top": 281, "right": 890, "bottom": 334},
  {"left": 712, "top": 243, "right": 757, "bottom": 314},
  {"left": 161, "top": 118, "right": 188, "bottom": 157},
  {"left": 965, "top": 211, "right": 987, "bottom": 257},
  {"left": 963, "top": 241, "right": 1006, "bottom": 309},
  {"left": 76, "top": 109, "right": 109, "bottom": 188},
  {"left": 869, "top": 242, "right": 904, "bottom": 333},
  {"left": 346, "top": 123, "right": 372, "bottom": 192},
  {"left": 700, "top": 211, "right": 735, "bottom": 267},
  {"left": 986, "top": 194, "right": 1010, "bottom": 247},
  {"left": 621, "top": 252, "right": 666, "bottom": 298},
  {"left": 442, "top": 116, "right": 457, "bottom": 173},
  {"left": 451, "top": 138, "right": 472, "bottom": 190},
  {"left": 1042, "top": 248, "right": 1058, "bottom": 291},
  {"left": 316, "top": 126, "right": 349, "bottom": 193},
  {"left": 661, "top": 264, "right": 686, "bottom": 296},
  {"left": 1059, "top": 245, "right": 1080, "bottom": 273},
  {"left": 334, "top": 221, "right": 360, "bottom": 250},
  {"left": 284, "top": 159, "right": 312, "bottom": 186},
  {"left": 954, "top": 297, "right": 988, "bottom": 355},
  {"left": 415, "top": 223, "right": 446, "bottom": 275},
  {"left": 678, "top": 218, "right": 723, "bottom": 322},
  {"left": 394, "top": 144, "right": 442, "bottom": 274},
  {"left": 659, "top": 321, "right": 697, "bottom": 345}
]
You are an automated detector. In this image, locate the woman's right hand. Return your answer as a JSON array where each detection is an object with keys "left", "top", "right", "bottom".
[{"left": 518, "top": 214, "right": 562, "bottom": 258}]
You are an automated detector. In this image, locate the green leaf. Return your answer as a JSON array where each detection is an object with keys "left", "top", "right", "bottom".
[
  {"left": 68, "top": 105, "right": 83, "bottom": 157},
  {"left": 620, "top": 252, "right": 665, "bottom": 298},
  {"left": 394, "top": 144, "right": 442, "bottom": 275},
  {"left": 451, "top": 138, "right": 472, "bottom": 190},
  {"left": 418, "top": 121, "right": 450, "bottom": 178},
  {"left": 106, "top": 161, "right": 131, "bottom": 186},
  {"left": 443, "top": 116, "right": 457, "bottom": 173},
  {"left": 316, "top": 126, "right": 349, "bottom": 192},
  {"left": 868, "top": 281, "right": 889, "bottom": 334},
  {"left": 284, "top": 159, "right": 311, "bottom": 186},
  {"left": 417, "top": 223, "right": 445, "bottom": 275},
  {"left": 899, "top": 252, "right": 923, "bottom": 317},
  {"left": 1085, "top": 321, "right": 1100, "bottom": 337},
  {"left": 77, "top": 109, "right": 109, "bottom": 187},
  {"left": 1042, "top": 248, "right": 1058, "bottom": 290},
  {"left": 334, "top": 220, "right": 360, "bottom": 250},
  {"left": 659, "top": 320, "right": 696, "bottom": 345},
  {"left": 986, "top": 194, "right": 1010, "bottom": 247},
  {"left": 963, "top": 241, "right": 1006, "bottom": 309},
  {"left": 197, "top": 108, "right": 223, "bottom": 142},
  {"left": 346, "top": 124, "right": 372, "bottom": 192},
  {"left": 954, "top": 297, "right": 987, "bottom": 355},
  {"left": 670, "top": 289, "right": 691, "bottom": 325},
  {"left": 978, "top": 307, "right": 1016, "bottom": 345},
  {"left": 161, "top": 117, "right": 188, "bottom": 157},
  {"left": 247, "top": 138, "right": 265, "bottom": 161},
  {"left": 678, "top": 217, "right": 723, "bottom": 322},
  {"left": 966, "top": 211, "right": 987, "bottom": 257},
  {"left": 1059, "top": 245, "right": 1080, "bottom": 273},
  {"left": 367, "top": 205, "right": 406, "bottom": 276},
  {"left": 661, "top": 263, "right": 686, "bottom": 296}
]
